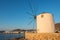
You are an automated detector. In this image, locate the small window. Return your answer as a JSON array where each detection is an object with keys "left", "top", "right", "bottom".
[{"left": 41, "top": 15, "right": 44, "bottom": 18}]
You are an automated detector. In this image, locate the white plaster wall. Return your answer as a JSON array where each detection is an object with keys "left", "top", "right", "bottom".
[{"left": 37, "top": 13, "right": 55, "bottom": 33}]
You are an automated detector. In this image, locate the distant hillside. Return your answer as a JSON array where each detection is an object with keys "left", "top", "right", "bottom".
[
  {"left": 55, "top": 23, "right": 60, "bottom": 31},
  {"left": 12, "top": 29, "right": 36, "bottom": 31},
  {"left": 12, "top": 29, "right": 22, "bottom": 31},
  {"left": 0, "top": 31, "right": 5, "bottom": 33}
]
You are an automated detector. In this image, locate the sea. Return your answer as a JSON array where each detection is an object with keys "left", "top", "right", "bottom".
[{"left": 0, "top": 33, "right": 24, "bottom": 40}]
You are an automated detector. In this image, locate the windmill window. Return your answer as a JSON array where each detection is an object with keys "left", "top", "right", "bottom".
[{"left": 41, "top": 15, "right": 44, "bottom": 18}]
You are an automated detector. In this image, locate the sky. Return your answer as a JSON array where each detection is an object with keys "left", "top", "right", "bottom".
[{"left": 0, "top": 0, "right": 60, "bottom": 31}]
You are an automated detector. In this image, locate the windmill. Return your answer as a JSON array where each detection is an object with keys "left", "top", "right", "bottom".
[
  {"left": 26, "top": 0, "right": 38, "bottom": 31},
  {"left": 25, "top": 0, "right": 55, "bottom": 34}
]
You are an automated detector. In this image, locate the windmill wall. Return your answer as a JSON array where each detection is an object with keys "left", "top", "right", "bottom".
[{"left": 36, "top": 13, "right": 55, "bottom": 33}]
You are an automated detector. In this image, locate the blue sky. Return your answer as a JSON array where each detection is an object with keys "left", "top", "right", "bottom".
[{"left": 0, "top": 0, "right": 60, "bottom": 31}]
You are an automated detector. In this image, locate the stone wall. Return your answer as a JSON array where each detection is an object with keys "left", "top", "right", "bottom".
[{"left": 25, "top": 32, "right": 60, "bottom": 40}]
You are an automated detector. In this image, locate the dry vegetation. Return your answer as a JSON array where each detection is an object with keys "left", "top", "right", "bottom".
[{"left": 25, "top": 32, "right": 60, "bottom": 40}]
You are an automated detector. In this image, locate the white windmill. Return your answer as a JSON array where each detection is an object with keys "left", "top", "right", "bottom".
[{"left": 26, "top": 1, "right": 55, "bottom": 33}]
